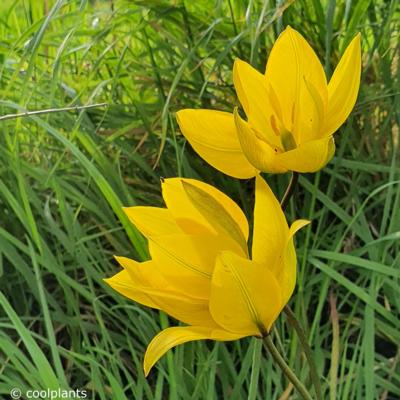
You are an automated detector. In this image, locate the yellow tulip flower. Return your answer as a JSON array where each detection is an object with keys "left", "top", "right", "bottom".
[
  {"left": 177, "top": 26, "right": 361, "bottom": 178},
  {"left": 105, "top": 175, "right": 309, "bottom": 375}
]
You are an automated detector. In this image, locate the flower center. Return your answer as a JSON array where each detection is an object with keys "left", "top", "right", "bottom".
[{"left": 280, "top": 130, "right": 297, "bottom": 151}]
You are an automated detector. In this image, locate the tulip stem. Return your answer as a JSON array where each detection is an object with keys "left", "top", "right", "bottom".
[
  {"left": 262, "top": 335, "right": 313, "bottom": 400},
  {"left": 279, "top": 171, "right": 323, "bottom": 399},
  {"left": 280, "top": 171, "right": 299, "bottom": 211},
  {"left": 284, "top": 305, "right": 323, "bottom": 400}
]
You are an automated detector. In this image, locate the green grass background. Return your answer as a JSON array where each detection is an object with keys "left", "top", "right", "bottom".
[{"left": 0, "top": 0, "right": 398, "bottom": 399}]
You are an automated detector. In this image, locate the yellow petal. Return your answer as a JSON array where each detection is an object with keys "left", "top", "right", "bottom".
[
  {"left": 264, "top": 26, "right": 327, "bottom": 142},
  {"left": 123, "top": 206, "right": 181, "bottom": 238},
  {"left": 181, "top": 181, "right": 248, "bottom": 254},
  {"left": 104, "top": 269, "right": 158, "bottom": 309},
  {"left": 251, "top": 175, "right": 288, "bottom": 266},
  {"left": 275, "top": 136, "right": 335, "bottom": 173},
  {"left": 209, "top": 251, "right": 282, "bottom": 336},
  {"left": 176, "top": 109, "right": 258, "bottom": 179},
  {"left": 294, "top": 77, "right": 325, "bottom": 142},
  {"left": 144, "top": 326, "right": 242, "bottom": 376},
  {"left": 234, "top": 109, "right": 288, "bottom": 174},
  {"left": 107, "top": 259, "right": 215, "bottom": 326},
  {"left": 233, "top": 59, "right": 282, "bottom": 148},
  {"left": 275, "top": 219, "right": 310, "bottom": 303},
  {"left": 323, "top": 34, "right": 361, "bottom": 136},
  {"left": 162, "top": 178, "right": 249, "bottom": 241},
  {"left": 148, "top": 232, "right": 244, "bottom": 299},
  {"left": 115, "top": 256, "right": 167, "bottom": 288}
]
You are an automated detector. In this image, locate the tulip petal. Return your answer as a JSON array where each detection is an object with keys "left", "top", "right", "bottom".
[
  {"left": 276, "top": 219, "right": 310, "bottom": 303},
  {"left": 275, "top": 136, "right": 335, "bottom": 173},
  {"left": 149, "top": 232, "right": 245, "bottom": 299},
  {"left": 233, "top": 59, "right": 282, "bottom": 148},
  {"left": 209, "top": 251, "right": 282, "bottom": 336},
  {"left": 264, "top": 26, "right": 327, "bottom": 142},
  {"left": 234, "top": 109, "right": 288, "bottom": 174},
  {"left": 162, "top": 178, "right": 249, "bottom": 241},
  {"left": 295, "top": 77, "right": 325, "bottom": 142},
  {"left": 251, "top": 175, "right": 288, "bottom": 266},
  {"left": 176, "top": 109, "right": 258, "bottom": 179},
  {"left": 181, "top": 181, "right": 248, "bottom": 254},
  {"left": 115, "top": 256, "right": 168, "bottom": 288},
  {"left": 323, "top": 34, "right": 361, "bottom": 136},
  {"left": 123, "top": 207, "right": 181, "bottom": 238},
  {"left": 144, "top": 326, "right": 242, "bottom": 376},
  {"left": 106, "top": 260, "right": 215, "bottom": 326},
  {"left": 104, "top": 269, "right": 158, "bottom": 309}
]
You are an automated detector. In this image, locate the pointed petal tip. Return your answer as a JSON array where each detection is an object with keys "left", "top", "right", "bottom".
[
  {"left": 349, "top": 32, "right": 361, "bottom": 48},
  {"left": 175, "top": 110, "right": 182, "bottom": 122},
  {"left": 103, "top": 274, "right": 125, "bottom": 291},
  {"left": 288, "top": 219, "right": 311, "bottom": 238},
  {"left": 281, "top": 25, "right": 299, "bottom": 36},
  {"left": 143, "top": 363, "right": 151, "bottom": 378},
  {"left": 113, "top": 255, "right": 124, "bottom": 264},
  {"left": 103, "top": 276, "right": 113, "bottom": 287},
  {"left": 121, "top": 206, "right": 134, "bottom": 217},
  {"left": 344, "top": 32, "right": 361, "bottom": 53},
  {"left": 175, "top": 109, "right": 189, "bottom": 125},
  {"left": 297, "top": 219, "right": 311, "bottom": 229},
  {"left": 161, "top": 177, "right": 188, "bottom": 194},
  {"left": 160, "top": 177, "right": 176, "bottom": 189},
  {"left": 232, "top": 59, "right": 241, "bottom": 78},
  {"left": 233, "top": 58, "right": 247, "bottom": 71}
]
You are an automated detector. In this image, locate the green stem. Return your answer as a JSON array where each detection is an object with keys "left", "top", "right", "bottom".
[
  {"left": 0, "top": 103, "right": 107, "bottom": 122},
  {"left": 262, "top": 335, "right": 313, "bottom": 400},
  {"left": 280, "top": 171, "right": 299, "bottom": 211},
  {"left": 284, "top": 305, "right": 323, "bottom": 400},
  {"left": 279, "top": 171, "right": 323, "bottom": 399}
]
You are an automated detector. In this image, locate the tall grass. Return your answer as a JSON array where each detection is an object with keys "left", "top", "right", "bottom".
[{"left": 0, "top": 0, "right": 398, "bottom": 399}]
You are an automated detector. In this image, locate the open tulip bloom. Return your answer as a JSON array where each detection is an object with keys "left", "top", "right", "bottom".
[
  {"left": 177, "top": 26, "right": 361, "bottom": 178},
  {"left": 105, "top": 175, "right": 309, "bottom": 375}
]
